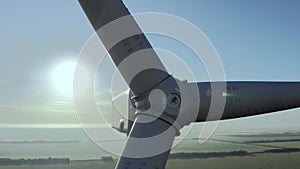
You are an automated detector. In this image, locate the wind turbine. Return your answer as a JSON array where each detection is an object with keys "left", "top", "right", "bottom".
[{"left": 77, "top": 1, "right": 300, "bottom": 169}]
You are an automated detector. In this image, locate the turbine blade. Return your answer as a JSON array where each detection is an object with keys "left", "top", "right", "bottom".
[
  {"left": 194, "top": 81, "right": 300, "bottom": 122},
  {"left": 116, "top": 115, "right": 176, "bottom": 169},
  {"left": 78, "top": 0, "right": 169, "bottom": 96}
]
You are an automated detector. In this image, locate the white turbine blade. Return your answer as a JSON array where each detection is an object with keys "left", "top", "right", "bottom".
[
  {"left": 195, "top": 81, "right": 300, "bottom": 122},
  {"left": 78, "top": 0, "right": 169, "bottom": 95},
  {"left": 116, "top": 114, "right": 176, "bottom": 169}
]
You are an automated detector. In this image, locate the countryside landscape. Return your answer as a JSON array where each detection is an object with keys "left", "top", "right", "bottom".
[{"left": 1, "top": 127, "right": 300, "bottom": 169}]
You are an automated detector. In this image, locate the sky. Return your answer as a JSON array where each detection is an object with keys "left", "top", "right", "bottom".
[{"left": 0, "top": 0, "right": 299, "bottom": 131}]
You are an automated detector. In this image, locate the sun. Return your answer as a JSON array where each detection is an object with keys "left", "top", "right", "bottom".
[{"left": 52, "top": 61, "right": 76, "bottom": 96}]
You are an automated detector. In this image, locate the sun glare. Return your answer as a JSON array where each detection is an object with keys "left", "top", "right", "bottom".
[{"left": 52, "top": 61, "right": 76, "bottom": 96}]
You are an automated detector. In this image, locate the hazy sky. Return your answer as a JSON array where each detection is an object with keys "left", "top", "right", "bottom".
[{"left": 0, "top": 0, "right": 299, "bottom": 131}]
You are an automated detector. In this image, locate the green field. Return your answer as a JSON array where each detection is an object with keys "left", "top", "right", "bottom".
[
  {"left": 0, "top": 160, "right": 115, "bottom": 169},
  {"left": 172, "top": 139, "right": 269, "bottom": 153},
  {"left": 1, "top": 132, "right": 300, "bottom": 169},
  {"left": 0, "top": 152, "right": 299, "bottom": 169},
  {"left": 257, "top": 141, "right": 300, "bottom": 149},
  {"left": 166, "top": 152, "right": 300, "bottom": 169}
]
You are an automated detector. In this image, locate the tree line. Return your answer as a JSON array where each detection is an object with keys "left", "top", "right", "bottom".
[
  {"left": 0, "top": 157, "right": 70, "bottom": 166},
  {"left": 169, "top": 148, "right": 300, "bottom": 160},
  {"left": 169, "top": 150, "right": 249, "bottom": 160}
]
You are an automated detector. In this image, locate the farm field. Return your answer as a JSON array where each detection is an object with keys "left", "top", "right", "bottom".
[
  {"left": 1, "top": 131, "right": 300, "bottom": 169},
  {"left": 0, "top": 152, "right": 299, "bottom": 169}
]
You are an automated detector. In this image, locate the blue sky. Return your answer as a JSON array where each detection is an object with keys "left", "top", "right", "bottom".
[{"left": 0, "top": 0, "right": 299, "bottom": 131}]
